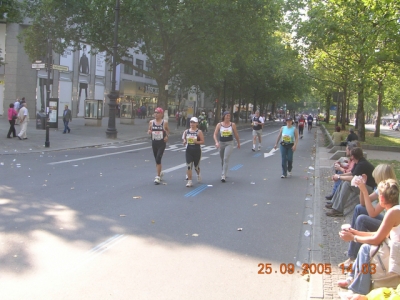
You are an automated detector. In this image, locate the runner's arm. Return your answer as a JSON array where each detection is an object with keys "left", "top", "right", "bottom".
[
  {"left": 213, "top": 123, "right": 221, "bottom": 147},
  {"left": 197, "top": 130, "right": 205, "bottom": 145},
  {"left": 274, "top": 128, "right": 283, "bottom": 149},
  {"left": 232, "top": 123, "right": 240, "bottom": 148}
]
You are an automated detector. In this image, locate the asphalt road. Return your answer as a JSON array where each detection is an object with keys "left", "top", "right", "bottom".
[{"left": 1, "top": 123, "right": 318, "bottom": 300}]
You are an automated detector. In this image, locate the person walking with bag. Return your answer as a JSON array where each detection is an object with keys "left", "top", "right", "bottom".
[
  {"left": 7, "top": 103, "right": 18, "bottom": 138},
  {"left": 62, "top": 105, "right": 72, "bottom": 134},
  {"left": 213, "top": 111, "right": 240, "bottom": 182},
  {"left": 17, "top": 102, "right": 29, "bottom": 140},
  {"left": 274, "top": 116, "right": 299, "bottom": 178}
]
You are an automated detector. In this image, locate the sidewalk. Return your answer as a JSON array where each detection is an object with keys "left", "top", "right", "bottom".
[{"left": 312, "top": 126, "right": 400, "bottom": 299}]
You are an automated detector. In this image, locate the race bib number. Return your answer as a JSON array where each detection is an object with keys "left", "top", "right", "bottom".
[
  {"left": 221, "top": 129, "right": 232, "bottom": 137},
  {"left": 152, "top": 131, "right": 163, "bottom": 140},
  {"left": 187, "top": 137, "right": 195, "bottom": 145},
  {"left": 282, "top": 134, "right": 291, "bottom": 143}
]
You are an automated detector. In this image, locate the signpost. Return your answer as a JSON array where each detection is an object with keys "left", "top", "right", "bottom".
[{"left": 52, "top": 64, "right": 69, "bottom": 72}]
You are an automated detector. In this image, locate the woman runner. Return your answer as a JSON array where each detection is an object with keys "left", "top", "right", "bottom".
[
  {"left": 274, "top": 116, "right": 299, "bottom": 178},
  {"left": 182, "top": 117, "right": 204, "bottom": 187},
  {"left": 213, "top": 111, "right": 240, "bottom": 182},
  {"left": 147, "top": 107, "right": 170, "bottom": 184}
]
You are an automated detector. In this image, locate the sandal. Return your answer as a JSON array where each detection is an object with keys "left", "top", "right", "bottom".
[{"left": 337, "top": 277, "right": 353, "bottom": 289}]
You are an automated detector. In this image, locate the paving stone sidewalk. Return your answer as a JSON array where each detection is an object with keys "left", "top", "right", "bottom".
[{"left": 315, "top": 126, "right": 400, "bottom": 299}]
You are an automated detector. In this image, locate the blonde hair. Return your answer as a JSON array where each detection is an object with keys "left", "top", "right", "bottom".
[
  {"left": 377, "top": 179, "right": 399, "bottom": 205},
  {"left": 372, "top": 164, "right": 398, "bottom": 185}
]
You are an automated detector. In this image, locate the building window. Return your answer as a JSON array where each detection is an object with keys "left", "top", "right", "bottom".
[
  {"left": 124, "top": 57, "right": 133, "bottom": 75},
  {"left": 135, "top": 59, "right": 144, "bottom": 77},
  {"left": 146, "top": 60, "right": 153, "bottom": 79}
]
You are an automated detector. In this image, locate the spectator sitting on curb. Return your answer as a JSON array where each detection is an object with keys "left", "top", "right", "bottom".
[
  {"left": 339, "top": 164, "right": 398, "bottom": 268},
  {"left": 326, "top": 141, "right": 360, "bottom": 200},
  {"left": 337, "top": 179, "right": 400, "bottom": 296},
  {"left": 341, "top": 128, "right": 359, "bottom": 146},
  {"left": 332, "top": 126, "right": 344, "bottom": 146},
  {"left": 325, "top": 147, "right": 376, "bottom": 217}
]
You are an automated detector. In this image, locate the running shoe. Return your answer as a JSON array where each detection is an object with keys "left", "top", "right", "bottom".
[
  {"left": 288, "top": 171, "right": 292, "bottom": 177},
  {"left": 197, "top": 174, "right": 202, "bottom": 183},
  {"left": 154, "top": 176, "right": 161, "bottom": 185},
  {"left": 252, "top": 148, "right": 255, "bottom": 152},
  {"left": 160, "top": 171, "right": 164, "bottom": 181},
  {"left": 258, "top": 146, "right": 261, "bottom": 151},
  {"left": 281, "top": 175, "right": 286, "bottom": 178},
  {"left": 186, "top": 180, "right": 193, "bottom": 187},
  {"left": 221, "top": 175, "right": 226, "bottom": 182}
]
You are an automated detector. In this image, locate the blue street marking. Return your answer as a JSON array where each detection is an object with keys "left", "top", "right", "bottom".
[
  {"left": 253, "top": 153, "right": 262, "bottom": 157},
  {"left": 229, "top": 164, "right": 243, "bottom": 171},
  {"left": 184, "top": 185, "right": 209, "bottom": 197}
]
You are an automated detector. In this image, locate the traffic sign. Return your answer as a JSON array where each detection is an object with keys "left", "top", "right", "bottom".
[
  {"left": 52, "top": 64, "right": 69, "bottom": 72},
  {"left": 32, "top": 63, "right": 46, "bottom": 69}
]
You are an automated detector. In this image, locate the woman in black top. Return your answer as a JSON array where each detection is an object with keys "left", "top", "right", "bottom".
[
  {"left": 182, "top": 117, "right": 204, "bottom": 187},
  {"left": 147, "top": 107, "right": 170, "bottom": 185}
]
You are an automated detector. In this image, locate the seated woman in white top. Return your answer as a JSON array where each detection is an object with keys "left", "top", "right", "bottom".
[{"left": 338, "top": 179, "right": 400, "bottom": 296}]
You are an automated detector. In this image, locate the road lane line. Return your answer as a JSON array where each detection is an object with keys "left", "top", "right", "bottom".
[
  {"left": 184, "top": 185, "right": 209, "bottom": 197},
  {"left": 70, "top": 234, "right": 126, "bottom": 271},
  {"left": 230, "top": 164, "right": 243, "bottom": 171},
  {"left": 162, "top": 157, "right": 209, "bottom": 173},
  {"left": 101, "top": 142, "right": 148, "bottom": 149},
  {"left": 47, "top": 146, "right": 152, "bottom": 165}
]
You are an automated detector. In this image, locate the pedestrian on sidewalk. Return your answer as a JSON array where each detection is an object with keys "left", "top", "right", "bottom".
[
  {"left": 213, "top": 111, "right": 241, "bottom": 182},
  {"left": 251, "top": 110, "right": 264, "bottom": 151},
  {"left": 17, "top": 102, "right": 29, "bottom": 140},
  {"left": 182, "top": 117, "right": 204, "bottom": 187},
  {"left": 7, "top": 103, "right": 18, "bottom": 138},
  {"left": 148, "top": 107, "right": 170, "bottom": 185},
  {"left": 274, "top": 116, "right": 299, "bottom": 178},
  {"left": 14, "top": 98, "right": 20, "bottom": 125},
  {"left": 332, "top": 126, "right": 344, "bottom": 146},
  {"left": 62, "top": 105, "right": 72, "bottom": 134}
]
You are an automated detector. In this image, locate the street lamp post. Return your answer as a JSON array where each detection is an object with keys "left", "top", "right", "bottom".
[
  {"left": 106, "top": 0, "right": 120, "bottom": 139},
  {"left": 45, "top": 37, "right": 52, "bottom": 147}
]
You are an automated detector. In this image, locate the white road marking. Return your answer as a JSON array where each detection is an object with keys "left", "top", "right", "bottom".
[
  {"left": 162, "top": 157, "right": 209, "bottom": 173},
  {"left": 47, "top": 146, "right": 152, "bottom": 165},
  {"left": 101, "top": 142, "right": 148, "bottom": 149}
]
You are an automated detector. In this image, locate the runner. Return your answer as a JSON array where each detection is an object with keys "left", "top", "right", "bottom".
[
  {"left": 298, "top": 115, "right": 305, "bottom": 139},
  {"left": 274, "top": 116, "right": 299, "bottom": 178},
  {"left": 182, "top": 117, "right": 204, "bottom": 187},
  {"left": 251, "top": 110, "right": 264, "bottom": 151},
  {"left": 147, "top": 107, "right": 170, "bottom": 185},
  {"left": 213, "top": 111, "right": 241, "bottom": 182},
  {"left": 307, "top": 114, "right": 313, "bottom": 132}
]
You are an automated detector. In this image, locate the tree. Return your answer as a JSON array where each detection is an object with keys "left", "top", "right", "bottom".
[{"left": 21, "top": 0, "right": 282, "bottom": 110}]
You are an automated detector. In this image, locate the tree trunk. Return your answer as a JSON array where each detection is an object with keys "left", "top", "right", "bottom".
[
  {"left": 357, "top": 83, "right": 366, "bottom": 142},
  {"left": 325, "top": 92, "right": 331, "bottom": 123},
  {"left": 214, "top": 86, "right": 222, "bottom": 125},
  {"left": 156, "top": 55, "right": 172, "bottom": 110},
  {"left": 374, "top": 80, "right": 383, "bottom": 137},
  {"left": 341, "top": 86, "right": 347, "bottom": 130}
]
